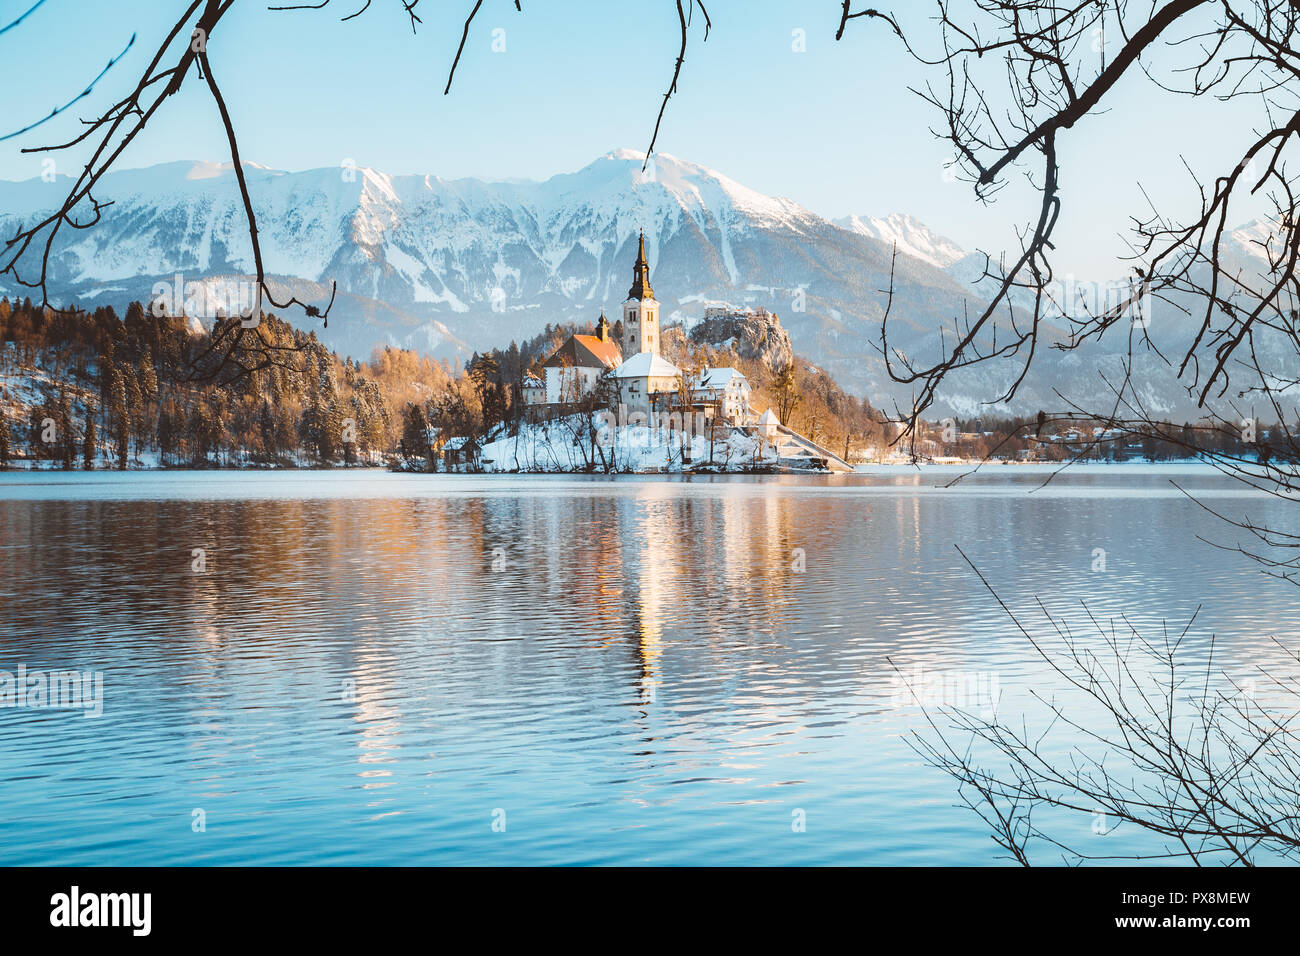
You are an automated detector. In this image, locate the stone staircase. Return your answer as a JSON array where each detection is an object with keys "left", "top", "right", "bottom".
[{"left": 742, "top": 407, "right": 855, "bottom": 473}]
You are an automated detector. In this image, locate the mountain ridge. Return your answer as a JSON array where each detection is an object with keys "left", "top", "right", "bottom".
[{"left": 2, "top": 149, "right": 1283, "bottom": 418}]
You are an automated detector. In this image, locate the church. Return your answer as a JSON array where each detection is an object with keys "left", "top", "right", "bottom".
[
  {"left": 526, "top": 232, "right": 751, "bottom": 422},
  {"left": 607, "top": 233, "right": 686, "bottom": 417}
]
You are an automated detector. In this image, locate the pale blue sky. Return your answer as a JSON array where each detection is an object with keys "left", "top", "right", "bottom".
[{"left": 0, "top": 0, "right": 1272, "bottom": 276}]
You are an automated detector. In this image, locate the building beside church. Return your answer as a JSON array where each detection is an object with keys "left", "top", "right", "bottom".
[
  {"left": 610, "top": 351, "right": 683, "bottom": 416},
  {"left": 537, "top": 312, "right": 623, "bottom": 405},
  {"left": 756, "top": 407, "right": 781, "bottom": 440},
  {"left": 521, "top": 373, "right": 545, "bottom": 406},
  {"left": 691, "top": 368, "right": 751, "bottom": 423}
]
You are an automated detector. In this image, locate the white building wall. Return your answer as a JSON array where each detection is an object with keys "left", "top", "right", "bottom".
[
  {"left": 617, "top": 374, "right": 679, "bottom": 417},
  {"left": 728, "top": 381, "right": 751, "bottom": 422},
  {"left": 691, "top": 378, "right": 752, "bottom": 423},
  {"left": 545, "top": 366, "right": 601, "bottom": 404}
]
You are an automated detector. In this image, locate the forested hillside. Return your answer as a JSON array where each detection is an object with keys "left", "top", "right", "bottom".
[{"left": 0, "top": 298, "right": 459, "bottom": 468}]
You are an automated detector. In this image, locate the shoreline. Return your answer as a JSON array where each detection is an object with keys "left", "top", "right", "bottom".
[{"left": 0, "top": 458, "right": 1235, "bottom": 477}]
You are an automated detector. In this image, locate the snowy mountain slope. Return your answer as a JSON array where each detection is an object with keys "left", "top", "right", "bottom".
[
  {"left": 832, "top": 212, "right": 967, "bottom": 269},
  {"left": 2, "top": 149, "right": 1276, "bottom": 418}
]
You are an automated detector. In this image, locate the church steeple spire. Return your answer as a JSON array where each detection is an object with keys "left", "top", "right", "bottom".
[
  {"left": 622, "top": 231, "right": 660, "bottom": 355},
  {"left": 627, "top": 230, "right": 654, "bottom": 301}
]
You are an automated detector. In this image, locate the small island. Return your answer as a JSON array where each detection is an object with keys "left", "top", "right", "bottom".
[{"left": 409, "top": 235, "right": 853, "bottom": 474}]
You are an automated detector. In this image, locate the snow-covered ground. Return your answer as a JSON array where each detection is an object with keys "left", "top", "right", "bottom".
[{"left": 477, "top": 415, "right": 778, "bottom": 473}]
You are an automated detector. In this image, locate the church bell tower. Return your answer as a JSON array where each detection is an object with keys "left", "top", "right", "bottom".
[{"left": 623, "top": 231, "right": 659, "bottom": 356}]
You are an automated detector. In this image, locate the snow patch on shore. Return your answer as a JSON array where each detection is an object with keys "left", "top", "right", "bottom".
[{"left": 477, "top": 416, "right": 777, "bottom": 473}]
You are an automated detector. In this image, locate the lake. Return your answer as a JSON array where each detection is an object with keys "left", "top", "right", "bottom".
[{"left": 1, "top": 465, "right": 1298, "bottom": 865}]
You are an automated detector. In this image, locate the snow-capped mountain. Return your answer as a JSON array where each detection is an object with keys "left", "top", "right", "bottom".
[
  {"left": 1, "top": 149, "right": 1278, "bottom": 418},
  {"left": 832, "top": 212, "right": 967, "bottom": 269},
  {"left": 0, "top": 150, "right": 988, "bottom": 398}
]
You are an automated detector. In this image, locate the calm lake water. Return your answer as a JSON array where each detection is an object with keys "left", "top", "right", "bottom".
[{"left": 1, "top": 465, "right": 1298, "bottom": 865}]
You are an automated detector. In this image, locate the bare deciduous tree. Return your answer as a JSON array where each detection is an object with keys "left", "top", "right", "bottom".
[
  {"left": 839, "top": 3, "right": 1300, "bottom": 560},
  {"left": 1, "top": 0, "right": 711, "bottom": 382},
  {"left": 902, "top": 547, "right": 1300, "bottom": 865}
]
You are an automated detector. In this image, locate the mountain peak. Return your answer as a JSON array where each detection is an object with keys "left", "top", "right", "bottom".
[
  {"left": 184, "top": 160, "right": 283, "bottom": 181},
  {"left": 605, "top": 147, "right": 650, "bottom": 163},
  {"left": 832, "top": 211, "right": 966, "bottom": 269}
]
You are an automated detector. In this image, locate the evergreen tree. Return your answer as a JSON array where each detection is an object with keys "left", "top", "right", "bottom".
[
  {"left": 322, "top": 395, "right": 343, "bottom": 461},
  {"left": 401, "top": 402, "right": 429, "bottom": 461},
  {"left": 111, "top": 376, "right": 129, "bottom": 470},
  {"left": 139, "top": 351, "right": 158, "bottom": 403},
  {"left": 100, "top": 341, "right": 118, "bottom": 405},
  {"left": 57, "top": 394, "right": 74, "bottom": 470},
  {"left": 83, "top": 415, "right": 96, "bottom": 470},
  {"left": 774, "top": 362, "right": 801, "bottom": 425},
  {"left": 259, "top": 400, "right": 277, "bottom": 460}
]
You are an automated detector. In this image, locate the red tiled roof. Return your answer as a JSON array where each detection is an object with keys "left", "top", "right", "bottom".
[{"left": 543, "top": 333, "right": 623, "bottom": 371}]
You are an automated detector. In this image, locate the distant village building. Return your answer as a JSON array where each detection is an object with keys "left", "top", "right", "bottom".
[
  {"left": 441, "top": 435, "right": 480, "bottom": 471},
  {"left": 702, "top": 305, "right": 780, "bottom": 322},
  {"left": 540, "top": 312, "right": 622, "bottom": 404}
]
